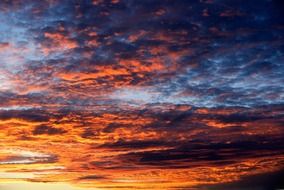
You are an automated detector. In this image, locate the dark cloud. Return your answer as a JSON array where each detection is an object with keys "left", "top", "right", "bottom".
[
  {"left": 201, "top": 169, "right": 284, "bottom": 190},
  {"left": 33, "top": 125, "right": 67, "bottom": 135},
  {"left": 100, "top": 139, "right": 171, "bottom": 149},
  {"left": 0, "top": 109, "right": 50, "bottom": 122},
  {"left": 78, "top": 175, "right": 107, "bottom": 180},
  {"left": 114, "top": 138, "right": 284, "bottom": 168}
]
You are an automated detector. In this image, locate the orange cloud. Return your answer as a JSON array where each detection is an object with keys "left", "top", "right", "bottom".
[{"left": 42, "top": 32, "right": 78, "bottom": 55}]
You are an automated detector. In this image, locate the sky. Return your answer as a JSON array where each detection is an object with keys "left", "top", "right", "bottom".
[{"left": 0, "top": 0, "right": 283, "bottom": 189}]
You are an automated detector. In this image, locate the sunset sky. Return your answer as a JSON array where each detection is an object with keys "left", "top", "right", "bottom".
[{"left": 0, "top": 0, "right": 284, "bottom": 189}]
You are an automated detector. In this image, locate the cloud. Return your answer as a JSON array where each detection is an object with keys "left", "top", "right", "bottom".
[
  {"left": 0, "top": 0, "right": 283, "bottom": 189},
  {"left": 33, "top": 125, "right": 67, "bottom": 135},
  {"left": 201, "top": 169, "right": 284, "bottom": 190},
  {"left": 0, "top": 149, "right": 57, "bottom": 165},
  {"left": 78, "top": 175, "right": 107, "bottom": 181}
]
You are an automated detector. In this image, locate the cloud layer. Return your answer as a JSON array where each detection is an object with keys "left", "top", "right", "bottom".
[{"left": 0, "top": 0, "right": 283, "bottom": 189}]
